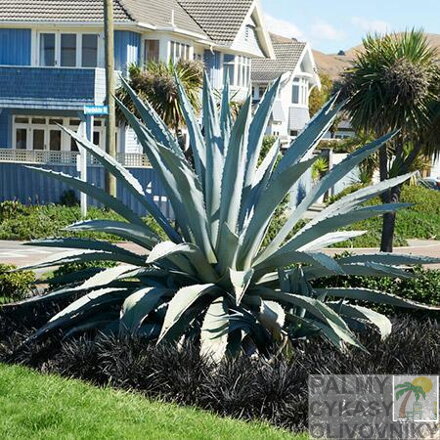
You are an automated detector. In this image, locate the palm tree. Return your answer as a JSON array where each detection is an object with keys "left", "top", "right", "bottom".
[
  {"left": 395, "top": 377, "right": 433, "bottom": 419},
  {"left": 340, "top": 30, "right": 440, "bottom": 252},
  {"left": 116, "top": 59, "right": 204, "bottom": 135}
]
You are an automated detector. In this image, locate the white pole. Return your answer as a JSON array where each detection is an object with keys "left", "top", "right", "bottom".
[{"left": 78, "top": 115, "right": 93, "bottom": 218}]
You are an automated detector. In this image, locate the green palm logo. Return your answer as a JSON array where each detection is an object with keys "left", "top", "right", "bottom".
[{"left": 395, "top": 377, "right": 433, "bottom": 419}]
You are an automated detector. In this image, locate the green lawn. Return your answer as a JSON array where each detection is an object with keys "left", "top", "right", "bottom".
[{"left": 0, "top": 364, "right": 306, "bottom": 440}]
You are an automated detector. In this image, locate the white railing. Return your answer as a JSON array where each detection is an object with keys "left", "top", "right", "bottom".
[{"left": 0, "top": 149, "right": 151, "bottom": 167}]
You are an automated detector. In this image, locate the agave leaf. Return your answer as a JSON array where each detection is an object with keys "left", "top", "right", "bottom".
[
  {"left": 216, "top": 222, "right": 239, "bottom": 274},
  {"left": 120, "top": 287, "right": 171, "bottom": 336},
  {"left": 318, "top": 173, "right": 415, "bottom": 219},
  {"left": 230, "top": 268, "right": 255, "bottom": 306},
  {"left": 315, "top": 287, "right": 440, "bottom": 310},
  {"left": 27, "top": 288, "right": 129, "bottom": 341},
  {"left": 175, "top": 75, "right": 206, "bottom": 181},
  {"left": 239, "top": 138, "right": 281, "bottom": 229},
  {"left": 200, "top": 297, "right": 229, "bottom": 363},
  {"left": 65, "top": 220, "right": 160, "bottom": 250},
  {"left": 116, "top": 99, "right": 192, "bottom": 239},
  {"left": 259, "top": 289, "right": 364, "bottom": 349},
  {"left": 147, "top": 241, "right": 217, "bottom": 282},
  {"left": 119, "top": 75, "right": 185, "bottom": 159},
  {"left": 17, "top": 250, "right": 145, "bottom": 272},
  {"left": 338, "top": 253, "right": 440, "bottom": 266},
  {"left": 26, "top": 166, "right": 146, "bottom": 227},
  {"left": 63, "top": 312, "right": 119, "bottom": 339},
  {"left": 152, "top": 143, "right": 215, "bottom": 263},
  {"left": 261, "top": 131, "right": 399, "bottom": 261},
  {"left": 275, "top": 95, "right": 343, "bottom": 176},
  {"left": 328, "top": 302, "right": 392, "bottom": 340},
  {"left": 288, "top": 203, "right": 411, "bottom": 251},
  {"left": 258, "top": 300, "right": 285, "bottom": 339},
  {"left": 244, "top": 77, "right": 281, "bottom": 189},
  {"left": 201, "top": 73, "right": 224, "bottom": 245},
  {"left": 220, "top": 73, "right": 232, "bottom": 146},
  {"left": 218, "top": 97, "right": 252, "bottom": 237},
  {"left": 25, "top": 238, "right": 143, "bottom": 261},
  {"left": 158, "top": 283, "right": 215, "bottom": 343},
  {"left": 238, "top": 157, "right": 318, "bottom": 268},
  {"left": 61, "top": 126, "right": 178, "bottom": 242},
  {"left": 303, "top": 262, "right": 416, "bottom": 281},
  {"left": 254, "top": 249, "right": 347, "bottom": 274}
]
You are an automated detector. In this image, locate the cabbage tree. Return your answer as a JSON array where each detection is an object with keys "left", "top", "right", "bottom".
[{"left": 7, "top": 74, "right": 440, "bottom": 361}]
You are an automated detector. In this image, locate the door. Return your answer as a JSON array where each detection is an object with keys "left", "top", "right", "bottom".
[{"left": 32, "top": 129, "right": 45, "bottom": 150}]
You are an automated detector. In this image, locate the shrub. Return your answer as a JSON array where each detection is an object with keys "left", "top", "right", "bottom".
[
  {"left": 0, "top": 314, "right": 438, "bottom": 434},
  {"left": 0, "top": 264, "right": 35, "bottom": 302},
  {"left": 59, "top": 190, "right": 79, "bottom": 207},
  {"left": 312, "top": 265, "right": 440, "bottom": 319},
  {"left": 330, "top": 185, "right": 440, "bottom": 247},
  {"left": 7, "top": 77, "right": 439, "bottom": 362}
]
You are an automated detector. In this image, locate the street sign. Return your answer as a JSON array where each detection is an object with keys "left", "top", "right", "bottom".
[{"left": 84, "top": 105, "right": 109, "bottom": 115}]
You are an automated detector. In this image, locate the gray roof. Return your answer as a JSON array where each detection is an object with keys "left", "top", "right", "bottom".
[
  {"left": 252, "top": 33, "right": 306, "bottom": 82},
  {"left": 0, "top": 0, "right": 132, "bottom": 23},
  {"left": 0, "top": 0, "right": 207, "bottom": 36},
  {"left": 178, "top": 0, "right": 254, "bottom": 45}
]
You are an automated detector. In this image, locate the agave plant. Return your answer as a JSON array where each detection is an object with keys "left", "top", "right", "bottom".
[{"left": 8, "top": 74, "right": 439, "bottom": 361}]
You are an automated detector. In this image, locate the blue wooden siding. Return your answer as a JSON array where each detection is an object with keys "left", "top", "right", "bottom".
[
  {"left": 114, "top": 31, "right": 141, "bottom": 72},
  {"left": 0, "top": 163, "right": 173, "bottom": 218},
  {"left": 0, "top": 109, "right": 11, "bottom": 147},
  {"left": 0, "top": 29, "right": 31, "bottom": 66},
  {"left": 204, "top": 50, "right": 222, "bottom": 89},
  {"left": 0, "top": 67, "right": 104, "bottom": 110}
]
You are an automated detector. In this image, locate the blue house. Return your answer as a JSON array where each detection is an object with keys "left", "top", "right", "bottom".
[{"left": 0, "top": 0, "right": 274, "bottom": 212}]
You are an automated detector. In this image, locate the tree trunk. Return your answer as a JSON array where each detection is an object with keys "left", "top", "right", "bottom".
[{"left": 399, "top": 391, "right": 413, "bottom": 419}]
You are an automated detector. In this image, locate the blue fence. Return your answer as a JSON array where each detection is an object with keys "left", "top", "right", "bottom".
[{"left": 0, "top": 163, "right": 173, "bottom": 219}]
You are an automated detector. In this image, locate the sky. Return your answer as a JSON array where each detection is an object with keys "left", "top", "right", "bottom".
[{"left": 261, "top": 0, "right": 440, "bottom": 53}]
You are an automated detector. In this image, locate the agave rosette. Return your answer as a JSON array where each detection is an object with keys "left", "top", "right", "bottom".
[{"left": 10, "top": 74, "right": 440, "bottom": 360}]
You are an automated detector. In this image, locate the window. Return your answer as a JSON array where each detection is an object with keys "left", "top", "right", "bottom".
[
  {"left": 144, "top": 40, "right": 160, "bottom": 63},
  {"left": 82, "top": 34, "right": 98, "bottom": 67},
  {"left": 223, "top": 55, "right": 251, "bottom": 88},
  {"left": 290, "top": 130, "right": 299, "bottom": 137},
  {"left": 170, "top": 41, "right": 190, "bottom": 63},
  {"left": 292, "top": 77, "right": 309, "bottom": 105},
  {"left": 60, "top": 34, "right": 77, "bottom": 67},
  {"left": 13, "top": 116, "right": 106, "bottom": 151},
  {"left": 39, "top": 33, "right": 99, "bottom": 68},
  {"left": 40, "top": 33, "right": 56, "bottom": 66},
  {"left": 15, "top": 129, "right": 27, "bottom": 149}
]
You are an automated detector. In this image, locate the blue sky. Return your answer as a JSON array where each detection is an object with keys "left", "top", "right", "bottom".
[{"left": 261, "top": 0, "right": 440, "bottom": 53}]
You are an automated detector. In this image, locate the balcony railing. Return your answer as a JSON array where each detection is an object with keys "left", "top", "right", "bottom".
[{"left": 0, "top": 149, "right": 151, "bottom": 167}]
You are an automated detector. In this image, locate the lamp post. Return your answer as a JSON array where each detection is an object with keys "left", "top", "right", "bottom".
[{"left": 104, "top": 0, "right": 117, "bottom": 197}]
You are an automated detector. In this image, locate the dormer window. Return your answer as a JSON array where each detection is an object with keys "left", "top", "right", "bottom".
[
  {"left": 292, "top": 77, "right": 309, "bottom": 106},
  {"left": 39, "top": 33, "right": 99, "bottom": 68}
]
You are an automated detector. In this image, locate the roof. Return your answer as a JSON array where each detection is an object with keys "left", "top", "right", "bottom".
[
  {"left": 0, "top": 0, "right": 132, "bottom": 23},
  {"left": 0, "top": 0, "right": 207, "bottom": 36},
  {"left": 252, "top": 33, "right": 307, "bottom": 82},
  {"left": 177, "top": 0, "right": 255, "bottom": 45}
]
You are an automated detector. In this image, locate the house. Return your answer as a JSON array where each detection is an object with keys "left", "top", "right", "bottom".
[
  {"left": 251, "top": 34, "right": 320, "bottom": 145},
  {"left": 0, "top": 0, "right": 274, "bottom": 210}
]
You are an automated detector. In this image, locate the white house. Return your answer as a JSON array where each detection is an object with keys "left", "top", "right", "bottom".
[{"left": 251, "top": 34, "right": 320, "bottom": 145}]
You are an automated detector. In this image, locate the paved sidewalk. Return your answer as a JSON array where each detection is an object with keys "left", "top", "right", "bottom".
[{"left": 1, "top": 239, "right": 440, "bottom": 269}]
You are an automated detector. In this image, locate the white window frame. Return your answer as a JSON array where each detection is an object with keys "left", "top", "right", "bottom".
[
  {"left": 291, "top": 76, "right": 309, "bottom": 107},
  {"left": 169, "top": 40, "right": 192, "bottom": 63},
  {"left": 36, "top": 31, "right": 102, "bottom": 68},
  {"left": 12, "top": 116, "right": 105, "bottom": 151}
]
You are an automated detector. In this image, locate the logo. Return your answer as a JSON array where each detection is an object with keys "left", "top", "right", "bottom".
[{"left": 393, "top": 376, "right": 439, "bottom": 423}]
